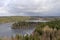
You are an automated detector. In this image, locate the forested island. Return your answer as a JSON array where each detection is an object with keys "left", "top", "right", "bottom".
[{"left": 12, "top": 22, "right": 38, "bottom": 29}]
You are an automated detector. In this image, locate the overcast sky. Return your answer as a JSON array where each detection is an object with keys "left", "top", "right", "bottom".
[{"left": 0, "top": 0, "right": 60, "bottom": 16}]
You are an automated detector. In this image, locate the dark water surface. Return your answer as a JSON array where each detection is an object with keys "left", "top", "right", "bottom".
[
  {"left": 0, "top": 23, "right": 35, "bottom": 37},
  {"left": 0, "top": 20, "right": 48, "bottom": 37}
]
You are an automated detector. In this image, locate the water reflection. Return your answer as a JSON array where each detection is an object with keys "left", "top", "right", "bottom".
[{"left": 0, "top": 23, "right": 35, "bottom": 37}]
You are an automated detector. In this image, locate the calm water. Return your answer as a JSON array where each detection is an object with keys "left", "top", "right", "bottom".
[
  {"left": 0, "top": 20, "right": 48, "bottom": 37},
  {"left": 0, "top": 23, "right": 35, "bottom": 37}
]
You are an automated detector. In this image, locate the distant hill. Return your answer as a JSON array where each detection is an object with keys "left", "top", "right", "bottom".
[
  {"left": 0, "top": 16, "right": 30, "bottom": 23},
  {"left": 0, "top": 16, "right": 60, "bottom": 23}
]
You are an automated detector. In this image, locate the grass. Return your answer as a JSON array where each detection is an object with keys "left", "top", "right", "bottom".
[{"left": 0, "top": 16, "right": 30, "bottom": 23}]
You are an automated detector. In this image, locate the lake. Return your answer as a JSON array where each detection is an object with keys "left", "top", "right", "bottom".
[
  {"left": 0, "top": 20, "right": 48, "bottom": 37},
  {"left": 0, "top": 23, "right": 35, "bottom": 37}
]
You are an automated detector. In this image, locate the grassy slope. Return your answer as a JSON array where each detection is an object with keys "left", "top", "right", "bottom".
[{"left": 0, "top": 16, "right": 30, "bottom": 23}]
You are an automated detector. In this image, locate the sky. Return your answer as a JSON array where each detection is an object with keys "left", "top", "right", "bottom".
[{"left": 0, "top": 0, "right": 60, "bottom": 16}]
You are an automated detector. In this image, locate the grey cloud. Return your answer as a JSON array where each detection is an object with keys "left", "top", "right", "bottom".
[
  {"left": 2, "top": 0, "right": 60, "bottom": 16},
  {"left": 0, "top": 0, "right": 5, "bottom": 7}
]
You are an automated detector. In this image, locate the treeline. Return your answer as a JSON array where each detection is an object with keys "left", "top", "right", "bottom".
[{"left": 12, "top": 22, "right": 38, "bottom": 29}]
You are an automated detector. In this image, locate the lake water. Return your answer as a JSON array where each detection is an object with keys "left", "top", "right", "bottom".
[
  {"left": 0, "top": 23, "right": 35, "bottom": 37},
  {"left": 0, "top": 20, "right": 48, "bottom": 37}
]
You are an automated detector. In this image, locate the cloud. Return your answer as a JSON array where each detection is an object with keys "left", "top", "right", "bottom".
[
  {"left": 0, "top": 0, "right": 60, "bottom": 16},
  {"left": 7, "top": 0, "right": 58, "bottom": 12},
  {"left": 0, "top": 7, "right": 15, "bottom": 16}
]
